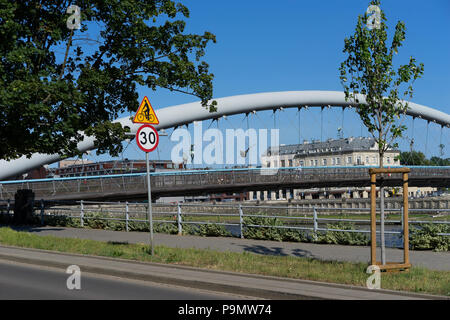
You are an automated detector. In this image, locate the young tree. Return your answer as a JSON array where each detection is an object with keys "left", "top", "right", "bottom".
[
  {"left": 339, "top": 0, "right": 424, "bottom": 168},
  {"left": 339, "top": 0, "right": 425, "bottom": 266},
  {"left": 0, "top": 0, "right": 217, "bottom": 160}
]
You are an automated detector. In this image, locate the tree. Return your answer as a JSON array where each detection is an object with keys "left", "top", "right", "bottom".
[
  {"left": 429, "top": 156, "right": 450, "bottom": 167},
  {"left": 396, "top": 151, "right": 429, "bottom": 166},
  {"left": 0, "top": 0, "right": 217, "bottom": 160},
  {"left": 339, "top": 1, "right": 425, "bottom": 266},
  {"left": 339, "top": 0, "right": 424, "bottom": 168},
  {"left": 396, "top": 151, "right": 449, "bottom": 166}
]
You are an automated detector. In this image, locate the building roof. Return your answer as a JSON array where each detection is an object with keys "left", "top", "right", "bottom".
[{"left": 264, "top": 137, "right": 398, "bottom": 157}]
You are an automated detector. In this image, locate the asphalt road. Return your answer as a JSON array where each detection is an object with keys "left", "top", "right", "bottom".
[{"left": 0, "top": 259, "right": 244, "bottom": 300}]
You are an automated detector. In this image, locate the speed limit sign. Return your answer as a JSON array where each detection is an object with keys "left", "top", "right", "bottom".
[{"left": 136, "top": 124, "right": 159, "bottom": 153}]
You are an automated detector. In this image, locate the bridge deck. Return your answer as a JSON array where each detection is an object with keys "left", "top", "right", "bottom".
[{"left": 0, "top": 166, "right": 449, "bottom": 201}]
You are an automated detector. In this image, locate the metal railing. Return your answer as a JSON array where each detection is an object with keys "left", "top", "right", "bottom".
[
  {"left": 2, "top": 200, "right": 448, "bottom": 244},
  {"left": 0, "top": 166, "right": 449, "bottom": 200}
]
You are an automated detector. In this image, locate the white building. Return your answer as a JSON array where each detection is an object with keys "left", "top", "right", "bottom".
[{"left": 250, "top": 137, "right": 433, "bottom": 201}]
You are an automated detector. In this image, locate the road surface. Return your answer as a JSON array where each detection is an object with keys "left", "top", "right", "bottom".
[{"left": 0, "top": 259, "right": 245, "bottom": 300}]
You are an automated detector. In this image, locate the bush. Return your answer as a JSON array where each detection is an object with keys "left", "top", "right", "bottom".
[
  {"left": 44, "top": 215, "right": 82, "bottom": 228},
  {"left": 243, "top": 216, "right": 308, "bottom": 242},
  {"left": 410, "top": 223, "right": 450, "bottom": 252},
  {"left": 314, "top": 222, "right": 370, "bottom": 246},
  {"left": 154, "top": 222, "right": 178, "bottom": 235},
  {"left": 183, "top": 223, "right": 232, "bottom": 237}
]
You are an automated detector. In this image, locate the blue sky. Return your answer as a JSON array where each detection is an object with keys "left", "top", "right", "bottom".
[{"left": 87, "top": 0, "right": 450, "bottom": 164}]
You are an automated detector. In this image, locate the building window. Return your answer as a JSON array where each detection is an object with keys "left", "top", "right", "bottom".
[
  {"left": 281, "top": 160, "right": 285, "bottom": 167},
  {"left": 366, "top": 156, "right": 369, "bottom": 164},
  {"left": 299, "top": 160, "right": 304, "bottom": 166},
  {"left": 322, "top": 159, "right": 327, "bottom": 166},
  {"left": 310, "top": 160, "right": 314, "bottom": 166},
  {"left": 347, "top": 156, "right": 352, "bottom": 164},
  {"left": 267, "top": 162, "right": 271, "bottom": 168},
  {"left": 357, "top": 156, "right": 362, "bottom": 165},
  {"left": 387, "top": 157, "right": 391, "bottom": 164},
  {"left": 336, "top": 157, "right": 341, "bottom": 165},
  {"left": 288, "top": 159, "right": 293, "bottom": 167},
  {"left": 331, "top": 158, "right": 336, "bottom": 165},
  {"left": 314, "top": 160, "right": 318, "bottom": 166}
]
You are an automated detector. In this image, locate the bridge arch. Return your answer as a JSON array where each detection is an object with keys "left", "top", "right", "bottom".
[{"left": 1, "top": 91, "right": 449, "bottom": 180}]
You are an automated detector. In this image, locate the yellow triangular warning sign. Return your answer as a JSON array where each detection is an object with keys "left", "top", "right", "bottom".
[{"left": 133, "top": 96, "right": 159, "bottom": 124}]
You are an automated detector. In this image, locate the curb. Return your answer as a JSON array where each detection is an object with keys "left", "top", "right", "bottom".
[{"left": 0, "top": 244, "right": 448, "bottom": 300}]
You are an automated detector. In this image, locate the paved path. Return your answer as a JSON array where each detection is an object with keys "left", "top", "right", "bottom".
[{"left": 6, "top": 225, "right": 450, "bottom": 271}]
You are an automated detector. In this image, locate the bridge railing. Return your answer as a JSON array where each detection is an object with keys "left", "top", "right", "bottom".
[{"left": 0, "top": 166, "right": 449, "bottom": 200}]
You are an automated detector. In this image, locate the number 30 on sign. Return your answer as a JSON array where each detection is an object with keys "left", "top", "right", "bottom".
[{"left": 136, "top": 125, "right": 159, "bottom": 153}]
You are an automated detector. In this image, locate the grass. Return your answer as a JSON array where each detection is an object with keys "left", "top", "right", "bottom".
[{"left": 0, "top": 226, "right": 449, "bottom": 297}]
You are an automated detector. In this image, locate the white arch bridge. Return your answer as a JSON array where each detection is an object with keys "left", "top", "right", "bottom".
[{"left": 0, "top": 91, "right": 449, "bottom": 181}]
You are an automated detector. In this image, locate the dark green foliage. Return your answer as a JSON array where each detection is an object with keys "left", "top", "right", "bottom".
[
  {"left": 43, "top": 215, "right": 82, "bottom": 228},
  {"left": 315, "top": 222, "right": 370, "bottom": 246},
  {"left": 0, "top": 0, "right": 216, "bottom": 160},
  {"left": 183, "top": 223, "right": 232, "bottom": 238},
  {"left": 154, "top": 222, "right": 178, "bottom": 235},
  {"left": 410, "top": 224, "right": 450, "bottom": 252},
  {"left": 396, "top": 151, "right": 450, "bottom": 166},
  {"left": 243, "top": 216, "right": 308, "bottom": 242},
  {"left": 243, "top": 217, "right": 285, "bottom": 241}
]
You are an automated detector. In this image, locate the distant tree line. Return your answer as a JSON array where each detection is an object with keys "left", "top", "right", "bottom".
[{"left": 396, "top": 151, "right": 450, "bottom": 166}]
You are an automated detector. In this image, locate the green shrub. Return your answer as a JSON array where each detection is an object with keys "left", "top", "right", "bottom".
[
  {"left": 154, "top": 222, "right": 178, "bottom": 235},
  {"left": 44, "top": 215, "right": 82, "bottom": 228},
  {"left": 183, "top": 223, "right": 232, "bottom": 237},
  {"left": 243, "top": 216, "right": 284, "bottom": 241},
  {"left": 315, "top": 222, "right": 370, "bottom": 246},
  {"left": 410, "top": 223, "right": 450, "bottom": 252},
  {"left": 243, "top": 216, "right": 308, "bottom": 242}
]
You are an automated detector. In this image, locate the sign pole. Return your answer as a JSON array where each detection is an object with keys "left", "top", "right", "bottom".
[
  {"left": 133, "top": 96, "right": 160, "bottom": 257},
  {"left": 146, "top": 151, "right": 154, "bottom": 255}
]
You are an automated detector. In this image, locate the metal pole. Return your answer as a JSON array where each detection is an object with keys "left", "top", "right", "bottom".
[
  {"left": 146, "top": 152, "right": 154, "bottom": 255},
  {"left": 125, "top": 201, "right": 129, "bottom": 232},
  {"left": 400, "top": 204, "right": 404, "bottom": 238},
  {"left": 403, "top": 172, "right": 410, "bottom": 265},
  {"left": 80, "top": 200, "right": 84, "bottom": 227},
  {"left": 313, "top": 207, "right": 318, "bottom": 233},
  {"left": 370, "top": 173, "right": 377, "bottom": 266},
  {"left": 380, "top": 184, "right": 386, "bottom": 265},
  {"left": 177, "top": 203, "right": 182, "bottom": 235},
  {"left": 239, "top": 204, "right": 244, "bottom": 239}
]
